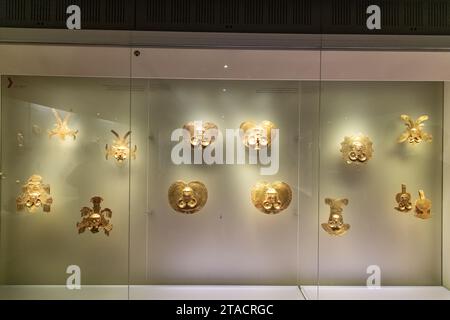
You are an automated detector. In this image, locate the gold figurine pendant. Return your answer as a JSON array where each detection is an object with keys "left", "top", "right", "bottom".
[
  {"left": 240, "top": 121, "right": 276, "bottom": 150},
  {"left": 77, "top": 196, "right": 113, "bottom": 236},
  {"left": 251, "top": 181, "right": 292, "bottom": 214},
  {"left": 168, "top": 181, "right": 208, "bottom": 214},
  {"left": 394, "top": 184, "right": 412, "bottom": 212},
  {"left": 16, "top": 175, "right": 53, "bottom": 213},
  {"left": 105, "top": 130, "right": 137, "bottom": 163},
  {"left": 398, "top": 115, "right": 432, "bottom": 144},
  {"left": 48, "top": 108, "right": 78, "bottom": 140},
  {"left": 340, "top": 134, "right": 373, "bottom": 165},
  {"left": 322, "top": 198, "right": 350, "bottom": 236},
  {"left": 415, "top": 190, "right": 431, "bottom": 220},
  {"left": 183, "top": 121, "right": 218, "bottom": 148}
]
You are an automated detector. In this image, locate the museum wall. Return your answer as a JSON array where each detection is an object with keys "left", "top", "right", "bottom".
[
  {"left": 444, "top": 81, "right": 450, "bottom": 289},
  {"left": 318, "top": 81, "right": 443, "bottom": 285}
]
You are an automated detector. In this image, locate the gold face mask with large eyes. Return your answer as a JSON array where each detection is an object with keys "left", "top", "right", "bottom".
[
  {"left": 183, "top": 121, "right": 218, "bottom": 148},
  {"left": 105, "top": 130, "right": 137, "bottom": 163},
  {"left": 251, "top": 181, "right": 292, "bottom": 214},
  {"left": 340, "top": 134, "right": 373, "bottom": 164},
  {"left": 48, "top": 108, "right": 79, "bottom": 140},
  {"left": 394, "top": 184, "right": 412, "bottom": 212},
  {"left": 77, "top": 196, "right": 113, "bottom": 236},
  {"left": 322, "top": 198, "right": 350, "bottom": 236},
  {"left": 16, "top": 175, "right": 53, "bottom": 213},
  {"left": 415, "top": 190, "right": 431, "bottom": 220},
  {"left": 398, "top": 115, "right": 432, "bottom": 144},
  {"left": 240, "top": 121, "right": 276, "bottom": 150},
  {"left": 168, "top": 181, "right": 208, "bottom": 214}
]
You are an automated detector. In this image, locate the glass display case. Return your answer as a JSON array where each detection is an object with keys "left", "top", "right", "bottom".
[{"left": 0, "top": 40, "right": 449, "bottom": 300}]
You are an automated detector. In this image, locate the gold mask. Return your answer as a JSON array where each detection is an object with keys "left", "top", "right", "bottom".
[
  {"left": 251, "top": 181, "right": 292, "bottom": 214},
  {"left": 415, "top": 190, "right": 431, "bottom": 220},
  {"left": 105, "top": 130, "right": 137, "bottom": 163},
  {"left": 48, "top": 108, "right": 78, "bottom": 140},
  {"left": 183, "top": 121, "right": 218, "bottom": 148},
  {"left": 77, "top": 196, "right": 113, "bottom": 236},
  {"left": 322, "top": 198, "right": 350, "bottom": 236},
  {"left": 340, "top": 134, "right": 373, "bottom": 164},
  {"left": 394, "top": 184, "right": 412, "bottom": 212},
  {"left": 168, "top": 181, "right": 208, "bottom": 214},
  {"left": 16, "top": 175, "right": 53, "bottom": 213},
  {"left": 398, "top": 115, "right": 432, "bottom": 144},
  {"left": 240, "top": 121, "right": 276, "bottom": 150}
]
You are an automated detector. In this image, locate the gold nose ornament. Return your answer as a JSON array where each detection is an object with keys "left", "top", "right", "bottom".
[
  {"left": 240, "top": 121, "right": 276, "bottom": 150},
  {"left": 415, "top": 190, "right": 431, "bottom": 220},
  {"left": 16, "top": 175, "right": 53, "bottom": 213},
  {"left": 48, "top": 108, "right": 79, "bottom": 140},
  {"left": 394, "top": 184, "right": 412, "bottom": 212},
  {"left": 251, "top": 181, "right": 292, "bottom": 214},
  {"left": 398, "top": 115, "right": 432, "bottom": 144},
  {"left": 168, "top": 181, "right": 208, "bottom": 214},
  {"left": 77, "top": 196, "right": 113, "bottom": 236},
  {"left": 183, "top": 121, "right": 218, "bottom": 148},
  {"left": 340, "top": 134, "right": 373, "bottom": 164},
  {"left": 322, "top": 198, "right": 350, "bottom": 236},
  {"left": 105, "top": 130, "right": 137, "bottom": 163}
]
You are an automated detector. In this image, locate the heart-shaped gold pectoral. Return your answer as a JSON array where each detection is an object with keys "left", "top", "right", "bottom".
[
  {"left": 415, "top": 190, "right": 431, "bottom": 220},
  {"left": 168, "top": 181, "right": 208, "bottom": 214},
  {"left": 251, "top": 181, "right": 292, "bottom": 214},
  {"left": 183, "top": 121, "right": 218, "bottom": 148},
  {"left": 240, "top": 121, "right": 276, "bottom": 150}
]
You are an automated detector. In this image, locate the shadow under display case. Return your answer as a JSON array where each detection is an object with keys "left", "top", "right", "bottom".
[{"left": 0, "top": 44, "right": 449, "bottom": 300}]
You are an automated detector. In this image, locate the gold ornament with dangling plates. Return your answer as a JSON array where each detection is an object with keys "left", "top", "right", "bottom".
[
  {"left": 240, "top": 121, "right": 276, "bottom": 150},
  {"left": 16, "top": 175, "right": 53, "bottom": 213},
  {"left": 183, "top": 121, "right": 218, "bottom": 148},
  {"left": 251, "top": 181, "right": 292, "bottom": 214},
  {"left": 48, "top": 108, "right": 79, "bottom": 140},
  {"left": 398, "top": 114, "right": 432, "bottom": 145},
  {"left": 322, "top": 198, "right": 350, "bottom": 236},
  {"left": 168, "top": 181, "right": 208, "bottom": 214},
  {"left": 340, "top": 134, "right": 373, "bottom": 165},
  {"left": 105, "top": 130, "right": 137, "bottom": 163},
  {"left": 77, "top": 196, "right": 113, "bottom": 236},
  {"left": 394, "top": 184, "right": 412, "bottom": 213}
]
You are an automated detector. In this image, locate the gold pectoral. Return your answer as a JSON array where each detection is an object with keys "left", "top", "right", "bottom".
[
  {"left": 322, "top": 198, "right": 350, "bottom": 236},
  {"left": 398, "top": 114, "right": 432, "bottom": 144},
  {"left": 251, "top": 181, "right": 292, "bottom": 214},
  {"left": 415, "top": 190, "right": 431, "bottom": 220},
  {"left": 16, "top": 175, "right": 53, "bottom": 213},
  {"left": 48, "top": 108, "right": 78, "bottom": 140},
  {"left": 183, "top": 121, "right": 218, "bottom": 148},
  {"left": 340, "top": 134, "right": 373, "bottom": 165},
  {"left": 394, "top": 184, "right": 412, "bottom": 212},
  {"left": 77, "top": 196, "right": 113, "bottom": 236},
  {"left": 240, "top": 121, "right": 276, "bottom": 150},
  {"left": 105, "top": 130, "right": 137, "bottom": 163},
  {"left": 168, "top": 181, "right": 208, "bottom": 214}
]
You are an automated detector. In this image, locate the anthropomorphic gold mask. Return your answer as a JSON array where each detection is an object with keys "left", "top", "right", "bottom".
[
  {"left": 16, "top": 175, "right": 53, "bottom": 213},
  {"left": 340, "top": 134, "right": 373, "bottom": 165},
  {"left": 322, "top": 198, "right": 350, "bottom": 236}
]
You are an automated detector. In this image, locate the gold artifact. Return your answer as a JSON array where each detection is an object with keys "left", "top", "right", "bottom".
[
  {"left": 240, "top": 121, "right": 276, "bottom": 150},
  {"left": 77, "top": 196, "right": 113, "bottom": 235},
  {"left": 183, "top": 121, "right": 218, "bottom": 148},
  {"left": 415, "top": 190, "right": 431, "bottom": 219},
  {"left": 394, "top": 184, "right": 412, "bottom": 212},
  {"left": 48, "top": 108, "right": 78, "bottom": 140},
  {"left": 398, "top": 115, "right": 432, "bottom": 144},
  {"left": 322, "top": 198, "right": 350, "bottom": 236},
  {"left": 16, "top": 175, "right": 53, "bottom": 212},
  {"left": 105, "top": 130, "right": 137, "bottom": 163},
  {"left": 340, "top": 134, "right": 373, "bottom": 164},
  {"left": 251, "top": 181, "right": 292, "bottom": 214},
  {"left": 168, "top": 181, "right": 208, "bottom": 214}
]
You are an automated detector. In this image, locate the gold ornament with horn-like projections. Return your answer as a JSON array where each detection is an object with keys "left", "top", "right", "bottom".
[
  {"left": 48, "top": 108, "right": 78, "bottom": 140},
  {"left": 105, "top": 130, "right": 137, "bottom": 163},
  {"left": 251, "top": 181, "right": 292, "bottom": 214},
  {"left": 240, "top": 121, "right": 276, "bottom": 150},
  {"left": 168, "top": 181, "right": 208, "bottom": 214}
]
